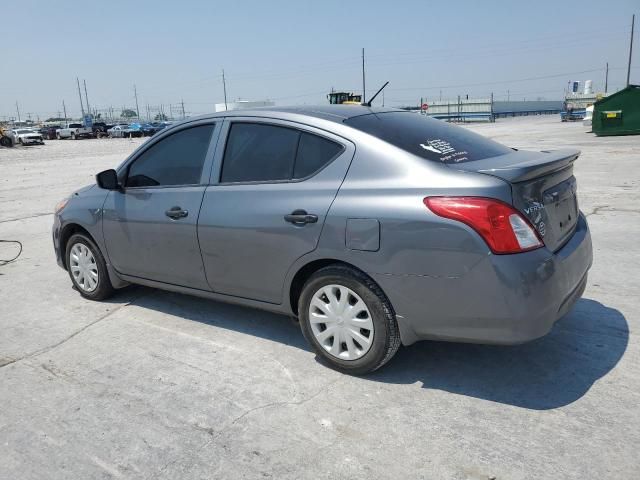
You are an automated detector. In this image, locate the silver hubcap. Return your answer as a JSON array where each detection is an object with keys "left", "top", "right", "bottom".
[
  {"left": 69, "top": 243, "right": 98, "bottom": 292},
  {"left": 309, "top": 284, "right": 374, "bottom": 360}
]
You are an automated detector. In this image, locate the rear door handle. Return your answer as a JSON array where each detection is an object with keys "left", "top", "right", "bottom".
[
  {"left": 165, "top": 206, "right": 188, "bottom": 220},
  {"left": 284, "top": 209, "right": 318, "bottom": 225}
]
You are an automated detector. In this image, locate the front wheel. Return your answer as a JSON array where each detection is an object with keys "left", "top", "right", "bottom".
[
  {"left": 298, "top": 265, "right": 401, "bottom": 375},
  {"left": 65, "top": 233, "right": 115, "bottom": 300}
]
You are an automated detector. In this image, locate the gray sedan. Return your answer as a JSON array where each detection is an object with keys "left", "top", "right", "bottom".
[{"left": 52, "top": 106, "right": 592, "bottom": 374}]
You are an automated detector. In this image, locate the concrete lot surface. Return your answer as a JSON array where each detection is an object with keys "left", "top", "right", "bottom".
[{"left": 1, "top": 117, "right": 638, "bottom": 479}]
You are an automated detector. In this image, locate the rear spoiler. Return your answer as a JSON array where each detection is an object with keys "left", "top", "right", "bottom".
[{"left": 449, "top": 149, "right": 580, "bottom": 183}]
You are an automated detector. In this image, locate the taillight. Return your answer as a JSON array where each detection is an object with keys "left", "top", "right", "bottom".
[{"left": 424, "top": 197, "right": 543, "bottom": 254}]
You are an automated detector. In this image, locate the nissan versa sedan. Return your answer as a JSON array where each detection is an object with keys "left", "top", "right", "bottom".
[{"left": 52, "top": 106, "right": 593, "bottom": 374}]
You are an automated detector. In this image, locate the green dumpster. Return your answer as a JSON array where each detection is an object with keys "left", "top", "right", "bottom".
[{"left": 592, "top": 85, "right": 640, "bottom": 136}]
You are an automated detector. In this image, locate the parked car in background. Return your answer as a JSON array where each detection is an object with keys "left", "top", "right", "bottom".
[
  {"left": 107, "top": 123, "right": 144, "bottom": 138},
  {"left": 140, "top": 122, "right": 168, "bottom": 136},
  {"left": 92, "top": 122, "right": 113, "bottom": 138},
  {"left": 126, "top": 123, "right": 144, "bottom": 138},
  {"left": 52, "top": 106, "right": 593, "bottom": 374},
  {"left": 106, "top": 124, "right": 130, "bottom": 138},
  {"left": 57, "top": 122, "right": 93, "bottom": 140},
  {"left": 11, "top": 128, "right": 44, "bottom": 145},
  {"left": 40, "top": 125, "right": 61, "bottom": 140}
]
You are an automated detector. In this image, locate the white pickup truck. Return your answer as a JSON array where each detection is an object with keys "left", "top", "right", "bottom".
[{"left": 57, "top": 123, "right": 93, "bottom": 140}]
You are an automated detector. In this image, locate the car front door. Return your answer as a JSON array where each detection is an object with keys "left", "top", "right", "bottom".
[
  {"left": 198, "top": 119, "right": 354, "bottom": 304},
  {"left": 102, "top": 122, "right": 219, "bottom": 289}
]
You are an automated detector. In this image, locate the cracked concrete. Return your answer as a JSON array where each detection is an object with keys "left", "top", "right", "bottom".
[{"left": 1, "top": 117, "right": 639, "bottom": 479}]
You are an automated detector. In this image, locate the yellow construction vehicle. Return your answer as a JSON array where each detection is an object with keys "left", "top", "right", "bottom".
[{"left": 328, "top": 91, "right": 362, "bottom": 105}]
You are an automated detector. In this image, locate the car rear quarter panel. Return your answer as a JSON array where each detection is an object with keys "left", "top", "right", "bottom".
[
  {"left": 309, "top": 136, "right": 513, "bottom": 278},
  {"left": 282, "top": 134, "right": 514, "bottom": 342}
]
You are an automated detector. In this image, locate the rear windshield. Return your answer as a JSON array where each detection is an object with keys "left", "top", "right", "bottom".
[
  {"left": 69, "top": 123, "right": 82, "bottom": 128},
  {"left": 344, "top": 112, "right": 511, "bottom": 163}
]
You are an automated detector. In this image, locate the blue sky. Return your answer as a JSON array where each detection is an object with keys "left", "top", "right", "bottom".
[{"left": 2, "top": 0, "right": 638, "bottom": 120}]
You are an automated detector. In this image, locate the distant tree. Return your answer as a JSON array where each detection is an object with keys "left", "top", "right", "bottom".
[
  {"left": 45, "top": 117, "right": 66, "bottom": 122},
  {"left": 155, "top": 113, "right": 168, "bottom": 121},
  {"left": 121, "top": 109, "right": 138, "bottom": 118}
]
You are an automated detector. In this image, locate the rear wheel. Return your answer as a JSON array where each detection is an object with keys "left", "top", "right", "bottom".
[
  {"left": 71, "top": 132, "right": 76, "bottom": 140},
  {"left": 65, "top": 233, "right": 115, "bottom": 300},
  {"left": 298, "top": 265, "right": 401, "bottom": 375}
]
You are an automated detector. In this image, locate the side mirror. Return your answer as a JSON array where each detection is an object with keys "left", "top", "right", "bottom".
[{"left": 96, "top": 169, "right": 120, "bottom": 190}]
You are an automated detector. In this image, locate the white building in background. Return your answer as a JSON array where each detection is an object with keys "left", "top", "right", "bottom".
[{"left": 214, "top": 100, "right": 275, "bottom": 112}]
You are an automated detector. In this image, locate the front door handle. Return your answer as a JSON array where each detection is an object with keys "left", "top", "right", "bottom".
[
  {"left": 284, "top": 209, "right": 318, "bottom": 225},
  {"left": 165, "top": 206, "right": 188, "bottom": 220}
]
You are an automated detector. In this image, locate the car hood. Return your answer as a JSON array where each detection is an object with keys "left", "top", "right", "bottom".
[{"left": 73, "top": 184, "right": 96, "bottom": 196}]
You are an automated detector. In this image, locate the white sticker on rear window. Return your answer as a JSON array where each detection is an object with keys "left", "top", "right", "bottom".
[
  {"left": 420, "top": 139, "right": 455, "bottom": 155},
  {"left": 420, "top": 139, "right": 468, "bottom": 163}
]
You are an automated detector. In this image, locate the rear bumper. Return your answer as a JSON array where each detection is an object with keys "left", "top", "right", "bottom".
[{"left": 373, "top": 212, "right": 593, "bottom": 346}]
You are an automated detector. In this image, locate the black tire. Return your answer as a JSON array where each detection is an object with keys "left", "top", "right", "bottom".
[
  {"left": 18, "top": 138, "right": 23, "bottom": 145},
  {"left": 1, "top": 136, "right": 12, "bottom": 147},
  {"left": 298, "top": 265, "right": 401, "bottom": 375},
  {"left": 71, "top": 133, "right": 76, "bottom": 140},
  {"left": 65, "top": 233, "right": 115, "bottom": 301}
]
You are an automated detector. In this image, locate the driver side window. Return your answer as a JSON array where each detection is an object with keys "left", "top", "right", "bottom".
[{"left": 126, "top": 124, "right": 215, "bottom": 188}]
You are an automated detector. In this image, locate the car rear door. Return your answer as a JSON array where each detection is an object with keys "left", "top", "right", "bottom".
[
  {"left": 198, "top": 118, "right": 354, "bottom": 304},
  {"left": 102, "top": 122, "right": 220, "bottom": 289}
]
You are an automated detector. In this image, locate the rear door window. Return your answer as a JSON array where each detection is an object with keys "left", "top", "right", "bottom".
[
  {"left": 221, "top": 123, "right": 298, "bottom": 183},
  {"left": 344, "top": 112, "right": 511, "bottom": 163},
  {"left": 221, "top": 123, "right": 343, "bottom": 183}
]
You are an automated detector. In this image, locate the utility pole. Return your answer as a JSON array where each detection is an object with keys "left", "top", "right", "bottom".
[
  {"left": 15, "top": 102, "right": 21, "bottom": 122},
  {"left": 181, "top": 99, "right": 186, "bottom": 119},
  {"left": 605, "top": 62, "right": 609, "bottom": 93},
  {"left": 169, "top": 103, "right": 174, "bottom": 120},
  {"left": 134, "top": 85, "right": 140, "bottom": 119},
  {"left": 222, "top": 69, "right": 228, "bottom": 111},
  {"left": 63, "top": 100, "right": 67, "bottom": 121},
  {"left": 627, "top": 14, "right": 635, "bottom": 87},
  {"left": 146, "top": 104, "right": 150, "bottom": 122},
  {"left": 76, "top": 77, "right": 85, "bottom": 117},
  {"left": 507, "top": 89, "right": 510, "bottom": 102},
  {"left": 83, "top": 80, "right": 91, "bottom": 118},
  {"left": 361, "top": 48, "right": 366, "bottom": 102}
]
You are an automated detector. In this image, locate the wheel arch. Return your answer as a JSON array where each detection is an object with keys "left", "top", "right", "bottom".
[
  {"left": 288, "top": 258, "right": 384, "bottom": 316},
  {"left": 58, "top": 223, "right": 96, "bottom": 270}
]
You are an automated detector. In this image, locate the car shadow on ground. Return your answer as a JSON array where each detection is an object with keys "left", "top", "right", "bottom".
[
  {"left": 127, "top": 290, "right": 627, "bottom": 410},
  {"left": 369, "top": 298, "right": 628, "bottom": 410}
]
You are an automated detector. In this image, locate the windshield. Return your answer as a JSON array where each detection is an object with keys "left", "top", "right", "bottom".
[
  {"left": 69, "top": 123, "right": 82, "bottom": 128},
  {"left": 344, "top": 112, "right": 511, "bottom": 164},
  {"left": 16, "top": 129, "right": 33, "bottom": 134}
]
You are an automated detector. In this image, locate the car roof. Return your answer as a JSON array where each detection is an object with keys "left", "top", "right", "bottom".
[{"left": 186, "top": 105, "right": 403, "bottom": 124}]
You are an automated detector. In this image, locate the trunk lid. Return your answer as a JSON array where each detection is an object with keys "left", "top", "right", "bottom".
[{"left": 450, "top": 149, "right": 580, "bottom": 252}]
